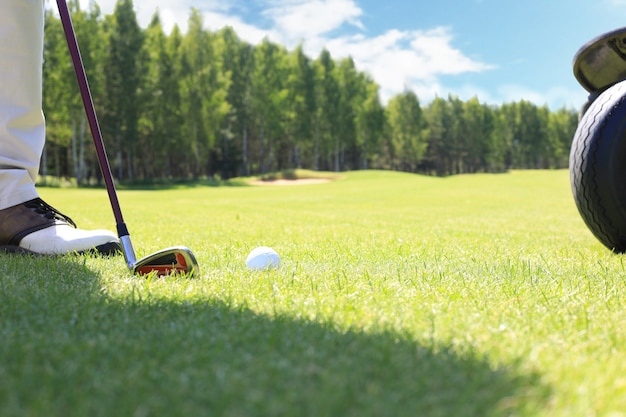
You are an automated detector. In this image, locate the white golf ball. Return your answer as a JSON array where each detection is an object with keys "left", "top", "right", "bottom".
[{"left": 246, "top": 246, "right": 281, "bottom": 270}]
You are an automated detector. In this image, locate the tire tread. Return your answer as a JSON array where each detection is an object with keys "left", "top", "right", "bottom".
[{"left": 570, "top": 81, "right": 626, "bottom": 251}]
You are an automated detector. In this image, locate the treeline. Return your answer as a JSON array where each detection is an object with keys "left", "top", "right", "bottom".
[{"left": 42, "top": 0, "right": 579, "bottom": 182}]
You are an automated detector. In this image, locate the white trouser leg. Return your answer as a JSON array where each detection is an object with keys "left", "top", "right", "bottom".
[{"left": 0, "top": 0, "right": 45, "bottom": 210}]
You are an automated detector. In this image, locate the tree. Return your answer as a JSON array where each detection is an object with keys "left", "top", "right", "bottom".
[
  {"left": 547, "top": 108, "right": 578, "bottom": 168},
  {"left": 179, "top": 9, "right": 230, "bottom": 178},
  {"left": 43, "top": 0, "right": 105, "bottom": 184},
  {"left": 43, "top": 6, "right": 74, "bottom": 179},
  {"left": 284, "top": 44, "right": 316, "bottom": 170},
  {"left": 386, "top": 90, "right": 427, "bottom": 172},
  {"left": 218, "top": 27, "right": 254, "bottom": 178},
  {"left": 492, "top": 103, "right": 517, "bottom": 170},
  {"left": 250, "top": 38, "right": 289, "bottom": 174},
  {"left": 334, "top": 57, "right": 360, "bottom": 170},
  {"left": 513, "top": 100, "right": 545, "bottom": 168},
  {"left": 102, "top": 0, "right": 144, "bottom": 180},
  {"left": 40, "top": 1, "right": 580, "bottom": 181},
  {"left": 354, "top": 75, "right": 385, "bottom": 169},
  {"left": 136, "top": 12, "right": 184, "bottom": 179},
  {"left": 312, "top": 49, "right": 340, "bottom": 171},
  {"left": 425, "top": 97, "right": 453, "bottom": 175},
  {"left": 463, "top": 97, "right": 494, "bottom": 172}
]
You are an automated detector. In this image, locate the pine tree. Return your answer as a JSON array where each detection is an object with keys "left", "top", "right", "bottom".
[{"left": 102, "top": 0, "right": 144, "bottom": 180}]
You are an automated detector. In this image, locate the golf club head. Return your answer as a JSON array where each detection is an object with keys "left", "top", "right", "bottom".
[{"left": 132, "top": 246, "right": 199, "bottom": 276}]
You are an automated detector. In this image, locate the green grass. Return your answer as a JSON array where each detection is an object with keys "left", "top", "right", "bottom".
[{"left": 1, "top": 170, "right": 625, "bottom": 416}]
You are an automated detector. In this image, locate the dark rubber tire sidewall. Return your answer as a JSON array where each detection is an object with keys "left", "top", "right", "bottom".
[{"left": 570, "top": 79, "right": 626, "bottom": 252}]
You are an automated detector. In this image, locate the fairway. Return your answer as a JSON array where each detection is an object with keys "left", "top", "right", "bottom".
[{"left": 1, "top": 170, "right": 625, "bottom": 416}]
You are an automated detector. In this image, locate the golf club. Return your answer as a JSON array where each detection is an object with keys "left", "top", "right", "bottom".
[{"left": 57, "top": 0, "right": 199, "bottom": 276}]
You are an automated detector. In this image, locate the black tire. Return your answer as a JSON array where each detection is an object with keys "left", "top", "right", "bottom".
[{"left": 570, "top": 79, "right": 626, "bottom": 252}]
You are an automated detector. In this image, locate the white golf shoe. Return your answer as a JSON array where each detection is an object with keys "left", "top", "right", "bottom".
[{"left": 0, "top": 198, "right": 120, "bottom": 255}]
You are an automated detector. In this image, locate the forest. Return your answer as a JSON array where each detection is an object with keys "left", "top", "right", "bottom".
[{"left": 42, "top": 0, "right": 580, "bottom": 183}]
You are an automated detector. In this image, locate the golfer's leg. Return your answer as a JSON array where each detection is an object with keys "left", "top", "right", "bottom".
[
  {"left": 0, "top": 0, "right": 119, "bottom": 255},
  {"left": 0, "top": 0, "right": 45, "bottom": 210}
]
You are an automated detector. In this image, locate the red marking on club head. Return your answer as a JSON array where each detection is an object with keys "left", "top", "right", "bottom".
[
  {"left": 135, "top": 252, "right": 191, "bottom": 276},
  {"left": 176, "top": 253, "right": 188, "bottom": 268}
]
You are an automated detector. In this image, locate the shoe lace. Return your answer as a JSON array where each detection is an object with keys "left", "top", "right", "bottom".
[{"left": 24, "top": 198, "right": 77, "bottom": 228}]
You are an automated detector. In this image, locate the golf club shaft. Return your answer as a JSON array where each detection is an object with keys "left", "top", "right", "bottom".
[{"left": 57, "top": 0, "right": 137, "bottom": 267}]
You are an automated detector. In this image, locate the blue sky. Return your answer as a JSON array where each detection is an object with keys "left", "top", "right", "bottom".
[{"left": 69, "top": 0, "right": 626, "bottom": 109}]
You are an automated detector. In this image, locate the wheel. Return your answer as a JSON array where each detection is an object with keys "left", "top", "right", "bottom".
[{"left": 570, "top": 79, "right": 626, "bottom": 252}]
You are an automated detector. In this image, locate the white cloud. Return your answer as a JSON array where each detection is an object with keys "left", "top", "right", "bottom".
[
  {"left": 265, "top": 0, "right": 364, "bottom": 40},
  {"left": 64, "top": 0, "right": 496, "bottom": 105},
  {"left": 308, "top": 27, "right": 493, "bottom": 103},
  {"left": 153, "top": 7, "right": 189, "bottom": 33},
  {"left": 202, "top": 12, "right": 274, "bottom": 44}
]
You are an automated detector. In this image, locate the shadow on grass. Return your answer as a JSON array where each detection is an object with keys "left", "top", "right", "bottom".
[{"left": 0, "top": 259, "right": 550, "bottom": 417}]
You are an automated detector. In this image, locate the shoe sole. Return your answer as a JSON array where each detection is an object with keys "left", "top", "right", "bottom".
[{"left": 0, "top": 241, "right": 122, "bottom": 257}]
